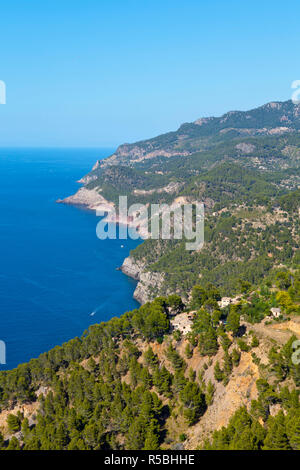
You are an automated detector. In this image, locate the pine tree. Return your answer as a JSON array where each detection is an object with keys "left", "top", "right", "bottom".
[
  {"left": 226, "top": 308, "right": 240, "bottom": 335},
  {"left": 7, "top": 414, "right": 20, "bottom": 433},
  {"left": 214, "top": 361, "right": 224, "bottom": 382},
  {"left": 199, "top": 327, "right": 218, "bottom": 356},
  {"left": 190, "top": 285, "right": 207, "bottom": 309},
  {"left": 7, "top": 436, "right": 21, "bottom": 450},
  {"left": 55, "top": 422, "right": 69, "bottom": 449},
  {"left": 286, "top": 409, "right": 300, "bottom": 450},
  {"left": 143, "top": 420, "right": 160, "bottom": 450},
  {"left": 180, "top": 382, "right": 206, "bottom": 425},
  {"left": 21, "top": 417, "right": 30, "bottom": 440},
  {"left": 144, "top": 347, "right": 159, "bottom": 369},
  {"left": 263, "top": 412, "right": 291, "bottom": 450},
  {"left": 205, "top": 381, "right": 215, "bottom": 406},
  {"left": 223, "top": 352, "right": 233, "bottom": 378},
  {"left": 185, "top": 343, "right": 193, "bottom": 359},
  {"left": 231, "top": 348, "right": 241, "bottom": 367},
  {"left": 230, "top": 427, "right": 255, "bottom": 450}
]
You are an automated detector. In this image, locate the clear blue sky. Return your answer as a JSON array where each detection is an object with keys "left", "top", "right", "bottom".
[{"left": 0, "top": 0, "right": 299, "bottom": 147}]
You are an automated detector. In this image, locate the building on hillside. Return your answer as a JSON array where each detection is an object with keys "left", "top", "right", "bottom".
[
  {"left": 218, "top": 297, "right": 232, "bottom": 308},
  {"left": 218, "top": 295, "right": 243, "bottom": 309},
  {"left": 170, "top": 312, "right": 193, "bottom": 334},
  {"left": 270, "top": 307, "right": 282, "bottom": 318}
]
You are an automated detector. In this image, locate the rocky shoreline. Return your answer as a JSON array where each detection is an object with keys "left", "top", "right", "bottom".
[
  {"left": 57, "top": 187, "right": 148, "bottom": 236},
  {"left": 57, "top": 187, "right": 114, "bottom": 212},
  {"left": 120, "top": 256, "right": 165, "bottom": 304}
]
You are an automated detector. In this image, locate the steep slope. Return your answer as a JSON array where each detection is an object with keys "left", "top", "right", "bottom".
[
  {"left": 58, "top": 100, "right": 300, "bottom": 304},
  {"left": 91, "top": 100, "right": 300, "bottom": 169},
  {"left": 0, "top": 278, "right": 299, "bottom": 450},
  {"left": 63, "top": 100, "right": 300, "bottom": 204},
  {"left": 125, "top": 188, "right": 299, "bottom": 302}
]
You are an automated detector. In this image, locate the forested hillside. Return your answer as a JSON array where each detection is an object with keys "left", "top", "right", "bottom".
[
  {"left": 0, "top": 271, "right": 299, "bottom": 450},
  {"left": 129, "top": 187, "right": 299, "bottom": 299},
  {"left": 90, "top": 100, "right": 300, "bottom": 169},
  {"left": 6, "top": 99, "right": 299, "bottom": 450},
  {"left": 60, "top": 100, "right": 300, "bottom": 303}
]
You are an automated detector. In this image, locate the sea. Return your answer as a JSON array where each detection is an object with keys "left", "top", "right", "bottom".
[{"left": 0, "top": 148, "right": 141, "bottom": 370}]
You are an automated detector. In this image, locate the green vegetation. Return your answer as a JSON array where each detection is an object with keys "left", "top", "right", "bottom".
[
  {"left": 0, "top": 274, "right": 298, "bottom": 450},
  {"left": 1, "top": 100, "right": 299, "bottom": 451},
  {"left": 80, "top": 102, "right": 300, "bottom": 301},
  {"left": 130, "top": 186, "right": 299, "bottom": 298},
  {"left": 204, "top": 378, "right": 300, "bottom": 450}
]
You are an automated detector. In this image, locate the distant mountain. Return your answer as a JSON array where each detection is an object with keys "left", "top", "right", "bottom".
[
  {"left": 0, "top": 101, "right": 298, "bottom": 451},
  {"left": 73, "top": 100, "right": 300, "bottom": 208},
  {"left": 92, "top": 100, "right": 300, "bottom": 169},
  {"left": 60, "top": 99, "right": 300, "bottom": 301}
]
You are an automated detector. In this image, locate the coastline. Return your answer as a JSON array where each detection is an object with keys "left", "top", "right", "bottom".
[
  {"left": 57, "top": 185, "right": 191, "bottom": 304},
  {"left": 57, "top": 187, "right": 154, "bottom": 304},
  {"left": 57, "top": 186, "right": 149, "bottom": 238},
  {"left": 120, "top": 256, "right": 165, "bottom": 304},
  {"left": 0, "top": 148, "right": 142, "bottom": 370}
]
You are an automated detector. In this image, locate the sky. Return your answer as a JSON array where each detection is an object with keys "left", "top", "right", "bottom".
[{"left": 0, "top": 0, "right": 299, "bottom": 147}]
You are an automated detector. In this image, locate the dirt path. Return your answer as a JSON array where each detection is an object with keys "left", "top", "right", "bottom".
[{"left": 242, "top": 317, "right": 300, "bottom": 345}]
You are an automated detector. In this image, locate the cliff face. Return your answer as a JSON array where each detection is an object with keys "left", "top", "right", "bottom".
[
  {"left": 57, "top": 187, "right": 114, "bottom": 212},
  {"left": 133, "top": 270, "right": 165, "bottom": 304},
  {"left": 185, "top": 344, "right": 260, "bottom": 448},
  {"left": 121, "top": 256, "right": 144, "bottom": 280},
  {"left": 121, "top": 256, "right": 165, "bottom": 304}
]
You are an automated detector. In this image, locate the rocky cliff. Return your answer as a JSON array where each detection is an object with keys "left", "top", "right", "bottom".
[
  {"left": 57, "top": 187, "right": 114, "bottom": 212},
  {"left": 121, "top": 256, "right": 165, "bottom": 304}
]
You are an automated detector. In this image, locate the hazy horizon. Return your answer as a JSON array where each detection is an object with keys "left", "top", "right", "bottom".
[{"left": 0, "top": 0, "right": 299, "bottom": 147}]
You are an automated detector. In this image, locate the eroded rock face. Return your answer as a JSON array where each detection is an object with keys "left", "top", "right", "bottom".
[
  {"left": 121, "top": 256, "right": 144, "bottom": 280},
  {"left": 133, "top": 270, "right": 165, "bottom": 304},
  {"left": 185, "top": 348, "right": 260, "bottom": 449},
  {"left": 235, "top": 142, "right": 256, "bottom": 154},
  {"left": 121, "top": 256, "right": 164, "bottom": 304},
  {"left": 57, "top": 187, "right": 114, "bottom": 212},
  {"left": 77, "top": 174, "right": 98, "bottom": 184}
]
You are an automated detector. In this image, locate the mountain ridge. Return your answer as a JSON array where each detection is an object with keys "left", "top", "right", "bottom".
[
  {"left": 59, "top": 99, "right": 300, "bottom": 303},
  {"left": 0, "top": 99, "right": 299, "bottom": 451},
  {"left": 87, "top": 99, "right": 300, "bottom": 171}
]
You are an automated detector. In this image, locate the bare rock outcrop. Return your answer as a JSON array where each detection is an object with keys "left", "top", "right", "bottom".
[
  {"left": 57, "top": 187, "right": 114, "bottom": 212},
  {"left": 121, "top": 256, "right": 164, "bottom": 304},
  {"left": 121, "top": 256, "right": 145, "bottom": 280}
]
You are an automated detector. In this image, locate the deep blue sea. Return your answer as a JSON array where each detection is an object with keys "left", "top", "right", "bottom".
[{"left": 0, "top": 148, "right": 141, "bottom": 370}]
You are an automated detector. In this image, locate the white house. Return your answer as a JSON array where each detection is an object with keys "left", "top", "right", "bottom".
[
  {"left": 270, "top": 307, "right": 281, "bottom": 318},
  {"left": 171, "top": 312, "right": 193, "bottom": 334},
  {"left": 217, "top": 295, "right": 243, "bottom": 309},
  {"left": 218, "top": 297, "right": 232, "bottom": 309}
]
